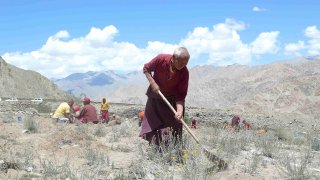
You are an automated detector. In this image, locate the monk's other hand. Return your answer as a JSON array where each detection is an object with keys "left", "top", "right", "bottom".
[
  {"left": 175, "top": 111, "right": 183, "bottom": 122},
  {"left": 151, "top": 82, "right": 160, "bottom": 93}
]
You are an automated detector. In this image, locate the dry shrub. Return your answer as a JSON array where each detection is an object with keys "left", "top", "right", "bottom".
[
  {"left": 277, "top": 148, "right": 313, "bottom": 180},
  {"left": 275, "top": 128, "right": 293, "bottom": 141},
  {"left": 94, "top": 124, "right": 106, "bottom": 137},
  {"left": 40, "top": 159, "right": 77, "bottom": 179},
  {"left": 76, "top": 123, "right": 93, "bottom": 141},
  {"left": 255, "top": 133, "right": 280, "bottom": 158},
  {"left": 23, "top": 115, "right": 39, "bottom": 133},
  {"left": 111, "top": 144, "right": 132, "bottom": 152},
  {"left": 243, "top": 153, "right": 260, "bottom": 175},
  {"left": 84, "top": 147, "right": 110, "bottom": 167}
]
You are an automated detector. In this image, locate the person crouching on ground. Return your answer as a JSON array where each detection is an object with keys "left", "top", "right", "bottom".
[
  {"left": 231, "top": 115, "right": 240, "bottom": 131},
  {"left": 100, "top": 98, "right": 110, "bottom": 123},
  {"left": 52, "top": 99, "right": 74, "bottom": 123},
  {"left": 242, "top": 120, "right": 251, "bottom": 130},
  {"left": 190, "top": 113, "right": 199, "bottom": 129},
  {"left": 78, "top": 97, "right": 99, "bottom": 124},
  {"left": 109, "top": 114, "right": 121, "bottom": 125},
  {"left": 190, "top": 118, "right": 197, "bottom": 129},
  {"left": 139, "top": 47, "right": 190, "bottom": 146},
  {"left": 72, "top": 104, "right": 81, "bottom": 123}
]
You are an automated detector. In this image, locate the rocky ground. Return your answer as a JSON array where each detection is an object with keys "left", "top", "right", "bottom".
[{"left": 0, "top": 101, "right": 319, "bottom": 179}]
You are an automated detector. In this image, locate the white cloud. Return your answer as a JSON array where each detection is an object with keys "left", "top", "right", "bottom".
[
  {"left": 2, "top": 25, "right": 173, "bottom": 78},
  {"left": 283, "top": 25, "right": 320, "bottom": 57},
  {"left": 181, "top": 18, "right": 253, "bottom": 65},
  {"left": 54, "top": 30, "right": 70, "bottom": 39},
  {"left": 2, "top": 19, "right": 281, "bottom": 78},
  {"left": 252, "top": 6, "right": 267, "bottom": 12},
  {"left": 85, "top": 26, "right": 118, "bottom": 47},
  {"left": 305, "top": 26, "right": 320, "bottom": 38},
  {"left": 304, "top": 26, "right": 320, "bottom": 55},
  {"left": 284, "top": 41, "right": 305, "bottom": 55},
  {"left": 250, "top": 31, "right": 280, "bottom": 54}
]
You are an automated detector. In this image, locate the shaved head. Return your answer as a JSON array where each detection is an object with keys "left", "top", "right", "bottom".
[
  {"left": 173, "top": 47, "right": 190, "bottom": 60},
  {"left": 172, "top": 47, "right": 190, "bottom": 70}
]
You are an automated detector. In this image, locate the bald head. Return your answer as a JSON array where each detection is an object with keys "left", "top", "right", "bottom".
[
  {"left": 172, "top": 47, "right": 190, "bottom": 70},
  {"left": 173, "top": 47, "right": 190, "bottom": 60}
]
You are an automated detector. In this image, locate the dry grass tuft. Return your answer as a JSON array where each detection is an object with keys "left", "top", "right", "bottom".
[{"left": 23, "top": 115, "right": 39, "bottom": 133}]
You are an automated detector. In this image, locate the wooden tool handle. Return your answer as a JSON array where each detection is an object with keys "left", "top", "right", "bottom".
[{"left": 158, "top": 90, "right": 200, "bottom": 144}]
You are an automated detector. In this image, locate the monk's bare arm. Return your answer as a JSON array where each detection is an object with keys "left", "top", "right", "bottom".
[
  {"left": 143, "top": 68, "right": 155, "bottom": 83},
  {"left": 143, "top": 68, "right": 159, "bottom": 93}
]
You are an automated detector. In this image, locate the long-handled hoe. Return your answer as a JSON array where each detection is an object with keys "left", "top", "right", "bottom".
[{"left": 158, "top": 90, "right": 228, "bottom": 170}]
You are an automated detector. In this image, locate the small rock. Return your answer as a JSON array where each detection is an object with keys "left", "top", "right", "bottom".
[
  {"left": 26, "top": 166, "right": 33, "bottom": 172},
  {"left": 22, "top": 130, "right": 29, "bottom": 133}
]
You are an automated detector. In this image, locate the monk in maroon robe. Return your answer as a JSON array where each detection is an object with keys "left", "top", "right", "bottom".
[
  {"left": 242, "top": 120, "right": 251, "bottom": 130},
  {"left": 140, "top": 47, "right": 190, "bottom": 146},
  {"left": 231, "top": 115, "right": 240, "bottom": 127},
  {"left": 231, "top": 115, "right": 240, "bottom": 132},
  {"left": 78, "top": 97, "right": 99, "bottom": 124}
]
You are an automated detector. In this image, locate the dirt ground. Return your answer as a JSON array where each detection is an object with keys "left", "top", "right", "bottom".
[{"left": 0, "top": 103, "right": 319, "bottom": 179}]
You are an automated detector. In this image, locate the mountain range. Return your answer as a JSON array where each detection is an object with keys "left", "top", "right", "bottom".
[{"left": 1, "top": 55, "right": 319, "bottom": 122}]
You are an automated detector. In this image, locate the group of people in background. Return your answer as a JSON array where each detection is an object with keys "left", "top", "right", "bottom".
[
  {"left": 51, "top": 95, "right": 146, "bottom": 127},
  {"left": 223, "top": 115, "right": 252, "bottom": 132},
  {"left": 51, "top": 97, "right": 121, "bottom": 125}
]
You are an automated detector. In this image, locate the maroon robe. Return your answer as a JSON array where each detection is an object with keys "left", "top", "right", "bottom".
[
  {"left": 140, "top": 54, "right": 189, "bottom": 145},
  {"left": 79, "top": 104, "right": 98, "bottom": 124},
  {"left": 231, "top": 115, "right": 240, "bottom": 127}
]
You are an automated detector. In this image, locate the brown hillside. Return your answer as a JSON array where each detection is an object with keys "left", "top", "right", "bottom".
[{"left": 0, "top": 57, "right": 71, "bottom": 100}]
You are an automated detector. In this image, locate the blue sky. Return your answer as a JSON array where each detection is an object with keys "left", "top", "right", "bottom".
[{"left": 1, "top": 0, "right": 319, "bottom": 78}]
